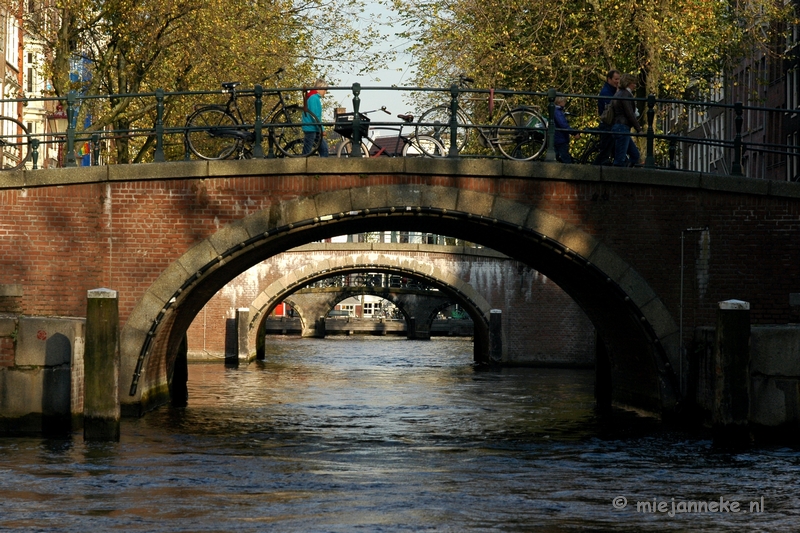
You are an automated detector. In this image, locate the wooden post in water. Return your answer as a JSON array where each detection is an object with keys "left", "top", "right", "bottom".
[
  {"left": 713, "top": 299, "right": 751, "bottom": 447},
  {"left": 236, "top": 308, "right": 250, "bottom": 364},
  {"left": 84, "top": 288, "right": 120, "bottom": 442}
]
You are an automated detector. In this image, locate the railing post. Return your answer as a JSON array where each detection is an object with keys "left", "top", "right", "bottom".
[
  {"left": 544, "top": 88, "right": 557, "bottom": 162},
  {"left": 252, "top": 84, "right": 265, "bottom": 158},
  {"left": 266, "top": 126, "right": 275, "bottom": 158},
  {"left": 30, "top": 138, "right": 39, "bottom": 170},
  {"left": 448, "top": 84, "right": 460, "bottom": 158},
  {"left": 669, "top": 134, "right": 677, "bottom": 169},
  {"left": 645, "top": 94, "right": 656, "bottom": 168},
  {"left": 91, "top": 133, "right": 100, "bottom": 165},
  {"left": 154, "top": 88, "right": 165, "bottom": 162},
  {"left": 731, "top": 102, "right": 743, "bottom": 176},
  {"left": 352, "top": 83, "right": 363, "bottom": 157},
  {"left": 64, "top": 90, "right": 77, "bottom": 167}
]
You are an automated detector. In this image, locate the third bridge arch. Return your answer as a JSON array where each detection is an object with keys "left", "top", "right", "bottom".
[{"left": 245, "top": 253, "right": 495, "bottom": 360}]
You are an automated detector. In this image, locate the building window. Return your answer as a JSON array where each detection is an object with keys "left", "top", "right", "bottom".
[{"left": 788, "top": 67, "right": 799, "bottom": 112}]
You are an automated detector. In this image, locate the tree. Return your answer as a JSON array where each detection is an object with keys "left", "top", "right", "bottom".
[
  {"left": 14, "top": 0, "right": 380, "bottom": 162},
  {"left": 391, "top": 0, "right": 794, "bottom": 101}
]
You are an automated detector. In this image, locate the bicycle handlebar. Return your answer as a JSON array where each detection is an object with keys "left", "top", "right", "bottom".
[
  {"left": 262, "top": 68, "right": 285, "bottom": 83},
  {"left": 360, "top": 106, "right": 393, "bottom": 115}
]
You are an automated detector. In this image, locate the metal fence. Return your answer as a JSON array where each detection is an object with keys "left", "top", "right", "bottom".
[{"left": 2, "top": 83, "right": 798, "bottom": 180}]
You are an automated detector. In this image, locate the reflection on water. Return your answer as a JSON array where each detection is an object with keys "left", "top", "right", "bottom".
[{"left": 0, "top": 336, "right": 798, "bottom": 532}]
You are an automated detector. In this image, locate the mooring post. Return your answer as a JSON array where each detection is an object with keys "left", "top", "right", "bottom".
[
  {"left": 236, "top": 308, "right": 250, "bottom": 364},
  {"left": 83, "top": 288, "right": 120, "bottom": 442},
  {"left": 713, "top": 299, "right": 751, "bottom": 447},
  {"left": 489, "top": 309, "right": 503, "bottom": 363}
]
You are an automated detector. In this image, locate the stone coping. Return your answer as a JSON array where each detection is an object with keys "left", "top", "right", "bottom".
[
  {"left": 288, "top": 242, "right": 507, "bottom": 258},
  {"left": 1, "top": 159, "right": 798, "bottom": 199}
]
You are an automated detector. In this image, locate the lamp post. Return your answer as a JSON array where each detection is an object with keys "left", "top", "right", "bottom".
[{"left": 47, "top": 104, "right": 68, "bottom": 167}]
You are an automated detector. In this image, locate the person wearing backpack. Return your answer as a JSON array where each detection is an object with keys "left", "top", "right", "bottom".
[
  {"left": 611, "top": 73, "right": 642, "bottom": 167},
  {"left": 593, "top": 69, "right": 620, "bottom": 165}
]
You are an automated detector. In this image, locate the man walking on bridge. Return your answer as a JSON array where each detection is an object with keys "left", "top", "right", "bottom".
[{"left": 594, "top": 69, "right": 620, "bottom": 165}]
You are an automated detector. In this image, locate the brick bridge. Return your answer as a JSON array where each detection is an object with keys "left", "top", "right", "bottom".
[
  {"left": 187, "top": 243, "right": 594, "bottom": 363},
  {"left": 1, "top": 159, "right": 798, "bottom": 421}
]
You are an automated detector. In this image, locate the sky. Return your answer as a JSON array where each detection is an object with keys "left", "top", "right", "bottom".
[{"left": 323, "top": 5, "right": 417, "bottom": 126}]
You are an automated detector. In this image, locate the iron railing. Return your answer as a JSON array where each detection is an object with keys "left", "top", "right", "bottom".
[{"left": 3, "top": 84, "right": 798, "bottom": 180}]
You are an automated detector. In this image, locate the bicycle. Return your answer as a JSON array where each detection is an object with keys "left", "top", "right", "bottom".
[
  {"left": 334, "top": 106, "right": 446, "bottom": 158},
  {"left": 577, "top": 131, "right": 613, "bottom": 165},
  {"left": 184, "top": 68, "right": 320, "bottom": 160},
  {"left": 414, "top": 75, "right": 548, "bottom": 161},
  {"left": 0, "top": 116, "right": 31, "bottom": 170}
]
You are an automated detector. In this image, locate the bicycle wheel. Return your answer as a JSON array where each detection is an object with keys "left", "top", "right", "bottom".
[
  {"left": 401, "top": 135, "right": 446, "bottom": 157},
  {"left": 578, "top": 135, "right": 602, "bottom": 165},
  {"left": 0, "top": 116, "right": 31, "bottom": 170},
  {"left": 336, "top": 138, "right": 370, "bottom": 157},
  {"left": 415, "top": 105, "right": 470, "bottom": 156},
  {"left": 495, "top": 106, "right": 547, "bottom": 161},
  {"left": 271, "top": 104, "right": 319, "bottom": 157},
  {"left": 185, "top": 107, "right": 242, "bottom": 160}
]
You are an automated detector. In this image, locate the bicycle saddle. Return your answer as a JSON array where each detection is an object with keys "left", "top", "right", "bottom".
[
  {"left": 397, "top": 114, "right": 414, "bottom": 123},
  {"left": 221, "top": 82, "right": 240, "bottom": 90}
]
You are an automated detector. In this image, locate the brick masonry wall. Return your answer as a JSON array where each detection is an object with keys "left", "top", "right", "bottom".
[
  {"left": 1, "top": 170, "right": 799, "bottom": 357},
  {"left": 0, "top": 336, "right": 13, "bottom": 367}
]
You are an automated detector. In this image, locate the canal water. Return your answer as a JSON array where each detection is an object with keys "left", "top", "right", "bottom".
[{"left": 1, "top": 336, "right": 798, "bottom": 532}]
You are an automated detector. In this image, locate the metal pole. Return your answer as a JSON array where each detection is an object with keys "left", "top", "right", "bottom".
[
  {"left": 544, "top": 89, "right": 557, "bottom": 162},
  {"left": 64, "top": 91, "right": 77, "bottom": 167},
  {"left": 448, "top": 84, "right": 460, "bottom": 158},
  {"left": 645, "top": 94, "right": 656, "bottom": 168},
  {"left": 30, "top": 138, "right": 39, "bottom": 169},
  {"left": 154, "top": 88, "right": 165, "bottom": 162},
  {"left": 731, "top": 102, "right": 743, "bottom": 176},
  {"left": 252, "top": 84, "right": 265, "bottom": 158},
  {"left": 352, "top": 83, "right": 362, "bottom": 157}
]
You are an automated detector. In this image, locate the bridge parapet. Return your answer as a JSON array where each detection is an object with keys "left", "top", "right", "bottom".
[{"left": 0, "top": 84, "right": 796, "bottom": 179}]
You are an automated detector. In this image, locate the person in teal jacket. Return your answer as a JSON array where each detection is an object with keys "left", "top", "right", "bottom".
[{"left": 302, "top": 78, "right": 328, "bottom": 156}]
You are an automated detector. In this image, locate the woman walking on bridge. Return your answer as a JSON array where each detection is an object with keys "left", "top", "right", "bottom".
[
  {"left": 611, "top": 73, "right": 641, "bottom": 167},
  {"left": 302, "top": 78, "right": 329, "bottom": 157}
]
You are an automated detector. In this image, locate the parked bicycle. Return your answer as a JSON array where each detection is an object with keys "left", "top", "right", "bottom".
[
  {"left": 334, "top": 107, "right": 446, "bottom": 157},
  {"left": 414, "top": 75, "right": 548, "bottom": 161},
  {"left": 0, "top": 116, "right": 31, "bottom": 170},
  {"left": 184, "top": 68, "right": 319, "bottom": 160}
]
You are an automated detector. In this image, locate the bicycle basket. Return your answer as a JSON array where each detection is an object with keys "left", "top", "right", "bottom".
[{"left": 334, "top": 112, "right": 370, "bottom": 138}]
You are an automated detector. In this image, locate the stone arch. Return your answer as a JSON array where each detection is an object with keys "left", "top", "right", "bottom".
[
  {"left": 120, "top": 183, "right": 679, "bottom": 417},
  {"left": 246, "top": 255, "right": 489, "bottom": 357}
]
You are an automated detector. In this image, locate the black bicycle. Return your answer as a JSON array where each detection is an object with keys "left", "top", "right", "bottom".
[
  {"left": 415, "top": 75, "right": 547, "bottom": 160},
  {"left": 184, "top": 69, "right": 320, "bottom": 160},
  {"left": 0, "top": 116, "right": 31, "bottom": 170}
]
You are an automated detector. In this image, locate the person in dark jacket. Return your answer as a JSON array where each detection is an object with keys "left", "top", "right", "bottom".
[
  {"left": 554, "top": 96, "right": 578, "bottom": 163},
  {"left": 611, "top": 73, "right": 641, "bottom": 167},
  {"left": 594, "top": 69, "right": 620, "bottom": 164}
]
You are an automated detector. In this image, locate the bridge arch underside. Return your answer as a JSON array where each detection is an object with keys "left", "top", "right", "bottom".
[
  {"left": 122, "top": 185, "right": 679, "bottom": 417},
  {"left": 250, "top": 263, "right": 486, "bottom": 355}
]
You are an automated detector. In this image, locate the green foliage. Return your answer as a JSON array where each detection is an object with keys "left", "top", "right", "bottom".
[
  {"left": 390, "top": 0, "right": 794, "bottom": 100},
  {"left": 14, "top": 0, "right": 381, "bottom": 162}
]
